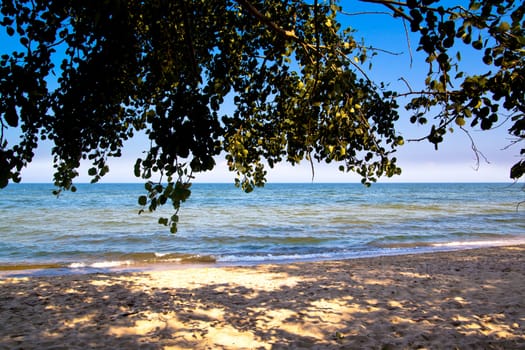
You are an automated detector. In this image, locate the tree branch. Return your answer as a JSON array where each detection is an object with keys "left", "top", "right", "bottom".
[
  {"left": 235, "top": 0, "right": 324, "bottom": 65},
  {"left": 358, "top": 0, "right": 413, "bottom": 22},
  {"left": 395, "top": 90, "right": 461, "bottom": 98},
  {"left": 235, "top": 0, "right": 300, "bottom": 43},
  {"left": 181, "top": 1, "right": 200, "bottom": 83}
]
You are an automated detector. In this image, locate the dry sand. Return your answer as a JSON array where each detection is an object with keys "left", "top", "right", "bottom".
[{"left": 0, "top": 245, "right": 524, "bottom": 349}]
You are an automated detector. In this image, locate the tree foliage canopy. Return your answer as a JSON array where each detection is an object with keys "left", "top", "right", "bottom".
[{"left": 1, "top": 0, "right": 523, "bottom": 232}]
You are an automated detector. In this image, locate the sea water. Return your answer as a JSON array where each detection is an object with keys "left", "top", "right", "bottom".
[{"left": 0, "top": 183, "right": 523, "bottom": 275}]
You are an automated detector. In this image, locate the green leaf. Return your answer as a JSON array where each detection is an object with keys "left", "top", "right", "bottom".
[
  {"left": 469, "top": 2, "right": 481, "bottom": 11},
  {"left": 498, "top": 21, "right": 510, "bottom": 32},
  {"left": 138, "top": 195, "right": 147, "bottom": 206},
  {"left": 455, "top": 117, "right": 466, "bottom": 126},
  {"left": 472, "top": 40, "right": 483, "bottom": 50},
  {"left": 5, "top": 107, "right": 18, "bottom": 127},
  {"left": 510, "top": 161, "right": 525, "bottom": 179},
  {"left": 134, "top": 159, "right": 142, "bottom": 177}
]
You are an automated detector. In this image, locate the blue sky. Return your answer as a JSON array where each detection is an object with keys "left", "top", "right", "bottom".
[{"left": 3, "top": 2, "right": 520, "bottom": 183}]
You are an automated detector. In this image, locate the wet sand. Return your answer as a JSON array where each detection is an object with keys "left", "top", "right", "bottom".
[{"left": 1, "top": 245, "right": 524, "bottom": 349}]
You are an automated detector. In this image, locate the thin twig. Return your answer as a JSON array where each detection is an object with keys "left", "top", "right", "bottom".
[
  {"left": 402, "top": 18, "right": 413, "bottom": 68},
  {"left": 395, "top": 90, "right": 461, "bottom": 98},
  {"left": 460, "top": 126, "right": 490, "bottom": 170},
  {"left": 340, "top": 10, "right": 393, "bottom": 16},
  {"left": 363, "top": 45, "right": 403, "bottom": 56},
  {"left": 336, "top": 49, "right": 373, "bottom": 83},
  {"left": 502, "top": 136, "right": 524, "bottom": 151},
  {"left": 398, "top": 77, "right": 413, "bottom": 92},
  {"left": 359, "top": 0, "right": 414, "bottom": 21}
]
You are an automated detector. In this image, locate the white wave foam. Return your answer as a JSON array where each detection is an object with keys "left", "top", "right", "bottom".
[
  {"left": 68, "top": 261, "right": 132, "bottom": 269},
  {"left": 68, "top": 262, "right": 86, "bottom": 268},
  {"left": 218, "top": 251, "right": 356, "bottom": 263},
  {"left": 218, "top": 237, "right": 525, "bottom": 265},
  {"left": 432, "top": 237, "right": 525, "bottom": 248}
]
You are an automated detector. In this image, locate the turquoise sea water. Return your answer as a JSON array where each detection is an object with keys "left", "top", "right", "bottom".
[{"left": 0, "top": 183, "right": 524, "bottom": 275}]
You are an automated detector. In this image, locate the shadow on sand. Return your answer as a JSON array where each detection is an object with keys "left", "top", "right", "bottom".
[{"left": 0, "top": 246, "right": 524, "bottom": 349}]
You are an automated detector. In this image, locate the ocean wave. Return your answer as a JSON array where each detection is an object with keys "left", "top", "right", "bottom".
[
  {"left": 215, "top": 249, "right": 385, "bottom": 264},
  {"left": 66, "top": 253, "right": 217, "bottom": 269}
]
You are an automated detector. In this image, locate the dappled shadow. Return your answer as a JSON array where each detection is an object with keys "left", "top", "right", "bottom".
[{"left": 0, "top": 246, "right": 524, "bottom": 349}]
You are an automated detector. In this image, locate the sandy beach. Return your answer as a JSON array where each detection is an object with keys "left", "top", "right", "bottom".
[{"left": 0, "top": 245, "right": 524, "bottom": 349}]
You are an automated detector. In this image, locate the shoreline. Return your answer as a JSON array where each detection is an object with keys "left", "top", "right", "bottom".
[
  {"left": 2, "top": 237, "right": 525, "bottom": 278},
  {"left": 1, "top": 244, "right": 524, "bottom": 349}
]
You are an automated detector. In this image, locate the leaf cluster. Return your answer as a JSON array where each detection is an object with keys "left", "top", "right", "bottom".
[{"left": 373, "top": 0, "right": 524, "bottom": 176}]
